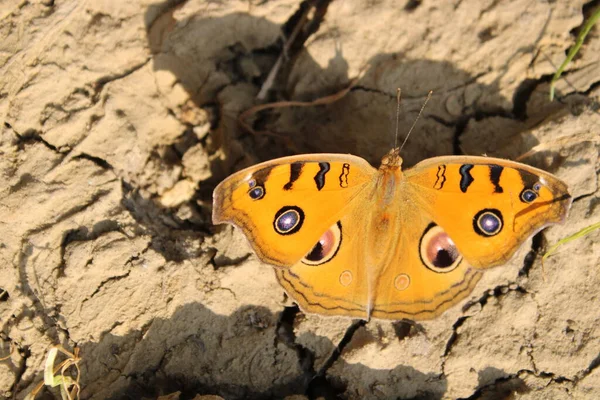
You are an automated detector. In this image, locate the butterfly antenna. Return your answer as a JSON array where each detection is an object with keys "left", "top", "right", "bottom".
[
  {"left": 394, "top": 88, "right": 402, "bottom": 150},
  {"left": 398, "top": 90, "right": 433, "bottom": 153}
]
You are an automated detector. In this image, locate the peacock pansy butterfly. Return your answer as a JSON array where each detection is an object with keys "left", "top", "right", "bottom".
[{"left": 212, "top": 149, "right": 571, "bottom": 320}]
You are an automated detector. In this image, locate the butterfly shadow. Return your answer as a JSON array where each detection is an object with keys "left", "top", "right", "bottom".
[
  {"left": 64, "top": 300, "right": 533, "bottom": 399},
  {"left": 65, "top": 302, "right": 459, "bottom": 400}
]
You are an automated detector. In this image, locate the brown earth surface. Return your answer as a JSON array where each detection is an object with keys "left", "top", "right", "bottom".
[{"left": 1, "top": 0, "right": 599, "bottom": 399}]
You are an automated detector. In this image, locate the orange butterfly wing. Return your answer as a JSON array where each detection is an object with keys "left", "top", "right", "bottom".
[
  {"left": 213, "top": 154, "right": 376, "bottom": 266},
  {"left": 404, "top": 156, "right": 572, "bottom": 268}
]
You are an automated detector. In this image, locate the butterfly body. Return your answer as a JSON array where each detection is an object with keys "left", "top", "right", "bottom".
[{"left": 213, "top": 149, "right": 571, "bottom": 320}]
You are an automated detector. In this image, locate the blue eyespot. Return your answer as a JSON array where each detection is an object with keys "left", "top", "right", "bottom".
[
  {"left": 521, "top": 189, "right": 538, "bottom": 203},
  {"left": 473, "top": 209, "right": 503, "bottom": 237},
  {"left": 277, "top": 211, "right": 298, "bottom": 231},
  {"left": 248, "top": 186, "right": 265, "bottom": 200},
  {"left": 274, "top": 206, "right": 304, "bottom": 235}
]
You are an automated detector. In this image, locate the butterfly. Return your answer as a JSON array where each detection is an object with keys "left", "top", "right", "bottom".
[{"left": 212, "top": 148, "right": 571, "bottom": 320}]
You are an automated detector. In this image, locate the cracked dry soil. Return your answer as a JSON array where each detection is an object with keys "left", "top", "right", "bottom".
[{"left": 1, "top": 0, "right": 599, "bottom": 399}]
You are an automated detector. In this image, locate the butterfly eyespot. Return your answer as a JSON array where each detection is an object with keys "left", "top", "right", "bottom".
[
  {"left": 248, "top": 186, "right": 265, "bottom": 200},
  {"left": 274, "top": 206, "right": 304, "bottom": 235},
  {"left": 474, "top": 209, "right": 503, "bottom": 237},
  {"left": 419, "top": 223, "right": 462, "bottom": 273},
  {"left": 533, "top": 183, "right": 541, "bottom": 191},
  {"left": 520, "top": 189, "right": 538, "bottom": 203},
  {"left": 302, "top": 222, "right": 342, "bottom": 266}
]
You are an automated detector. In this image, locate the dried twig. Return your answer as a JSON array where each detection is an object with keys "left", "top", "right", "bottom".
[{"left": 239, "top": 67, "right": 367, "bottom": 142}]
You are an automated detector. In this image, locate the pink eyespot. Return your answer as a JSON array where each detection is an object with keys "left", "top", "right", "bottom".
[
  {"left": 419, "top": 223, "right": 462, "bottom": 273},
  {"left": 302, "top": 222, "right": 342, "bottom": 266}
]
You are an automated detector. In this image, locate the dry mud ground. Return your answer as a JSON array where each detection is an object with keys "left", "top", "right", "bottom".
[{"left": 1, "top": 0, "right": 600, "bottom": 399}]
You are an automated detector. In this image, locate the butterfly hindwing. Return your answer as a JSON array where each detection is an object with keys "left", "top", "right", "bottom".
[
  {"left": 275, "top": 202, "right": 372, "bottom": 318},
  {"left": 369, "top": 210, "right": 483, "bottom": 320}
]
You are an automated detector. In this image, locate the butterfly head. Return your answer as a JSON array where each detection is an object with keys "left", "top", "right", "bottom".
[{"left": 380, "top": 148, "right": 403, "bottom": 170}]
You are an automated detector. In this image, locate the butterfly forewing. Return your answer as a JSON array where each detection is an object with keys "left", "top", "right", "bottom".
[
  {"left": 404, "top": 156, "right": 571, "bottom": 268},
  {"left": 212, "top": 154, "right": 376, "bottom": 267}
]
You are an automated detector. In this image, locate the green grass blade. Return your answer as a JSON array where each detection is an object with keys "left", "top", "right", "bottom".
[
  {"left": 543, "top": 222, "right": 600, "bottom": 265},
  {"left": 550, "top": 7, "right": 600, "bottom": 100}
]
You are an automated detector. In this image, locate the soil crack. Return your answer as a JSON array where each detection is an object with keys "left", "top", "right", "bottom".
[
  {"left": 88, "top": 271, "right": 132, "bottom": 300},
  {"left": 9, "top": 123, "right": 64, "bottom": 154},
  {"left": 93, "top": 58, "right": 151, "bottom": 96}
]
